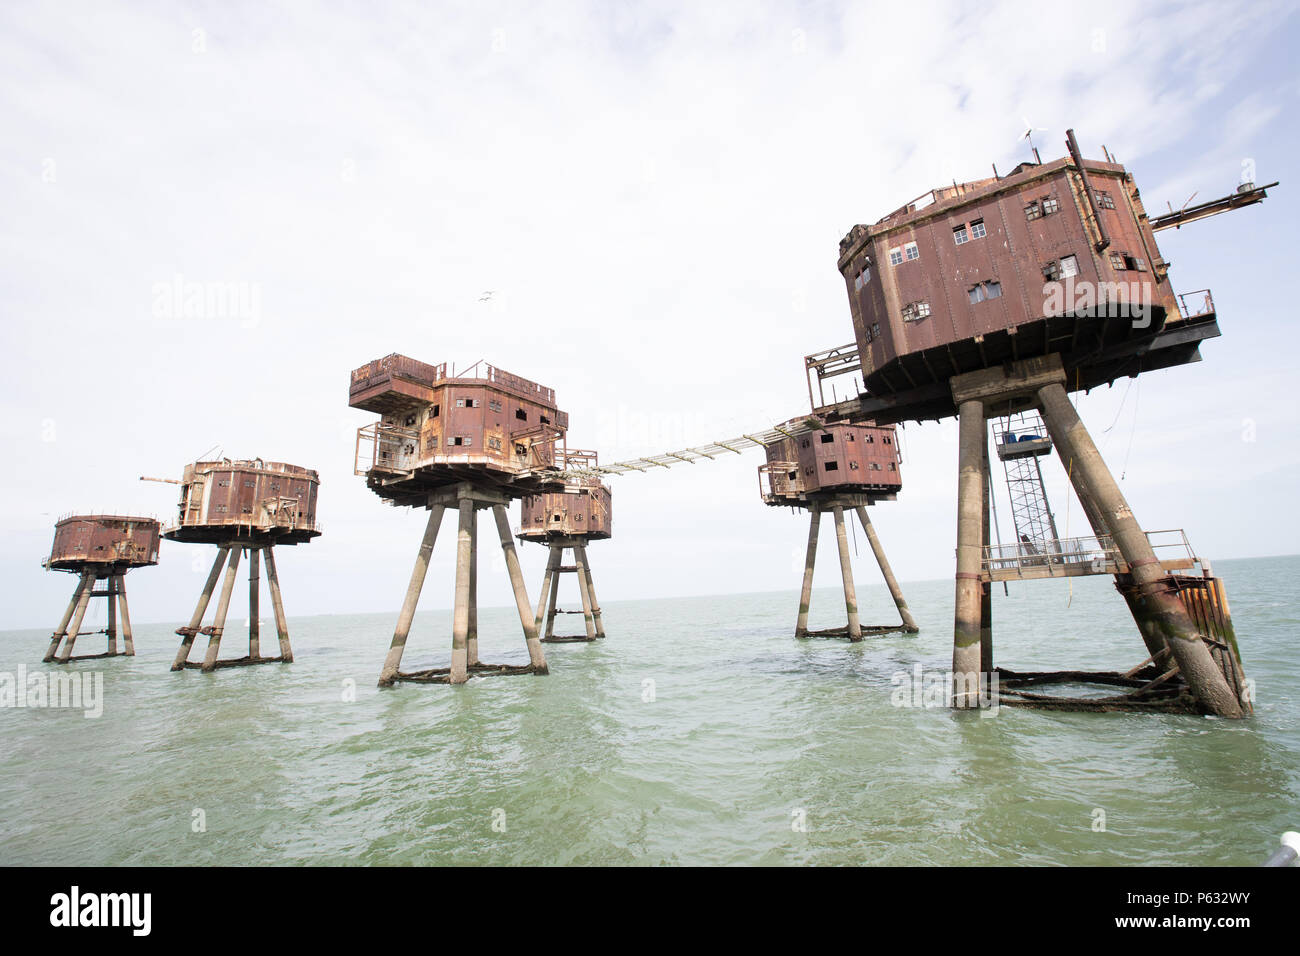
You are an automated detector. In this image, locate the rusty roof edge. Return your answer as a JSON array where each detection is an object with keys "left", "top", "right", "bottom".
[{"left": 836, "top": 154, "right": 1128, "bottom": 269}]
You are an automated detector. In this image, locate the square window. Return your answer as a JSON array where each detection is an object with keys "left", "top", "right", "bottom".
[
  {"left": 849, "top": 461, "right": 860, "bottom": 470},
  {"left": 515, "top": 409, "right": 527, "bottom": 421},
  {"left": 969, "top": 285, "right": 986, "bottom": 305},
  {"left": 820, "top": 433, "right": 834, "bottom": 444},
  {"left": 889, "top": 247, "right": 903, "bottom": 266},
  {"left": 431, "top": 404, "right": 440, "bottom": 417},
  {"left": 915, "top": 301, "right": 930, "bottom": 318},
  {"left": 984, "top": 280, "right": 1002, "bottom": 299},
  {"left": 904, "top": 241, "right": 919, "bottom": 261},
  {"left": 1095, "top": 191, "right": 1115, "bottom": 210},
  {"left": 456, "top": 398, "right": 465, "bottom": 408},
  {"left": 970, "top": 219, "right": 986, "bottom": 239},
  {"left": 871, "top": 322, "right": 880, "bottom": 338},
  {"left": 824, "top": 461, "right": 839, "bottom": 472},
  {"left": 1043, "top": 260, "right": 1061, "bottom": 281},
  {"left": 1025, "top": 201, "right": 1042, "bottom": 221},
  {"left": 1126, "top": 256, "right": 1147, "bottom": 272},
  {"left": 1110, "top": 252, "right": 1126, "bottom": 271},
  {"left": 1041, "top": 197, "right": 1060, "bottom": 216},
  {"left": 953, "top": 225, "right": 969, "bottom": 245},
  {"left": 1060, "top": 254, "right": 1079, "bottom": 278}
]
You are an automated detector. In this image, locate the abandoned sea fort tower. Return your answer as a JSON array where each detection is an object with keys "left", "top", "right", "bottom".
[
  {"left": 760, "top": 420, "right": 917, "bottom": 640},
  {"left": 163, "top": 458, "right": 320, "bottom": 672},
  {"left": 42, "top": 515, "right": 160, "bottom": 663},
  {"left": 518, "top": 448, "right": 612, "bottom": 644},
  {"left": 351, "top": 355, "right": 569, "bottom": 685},
  {"left": 820, "top": 130, "right": 1267, "bottom": 716}
]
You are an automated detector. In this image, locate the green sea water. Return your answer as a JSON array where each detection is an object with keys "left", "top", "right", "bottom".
[{"left": 1, "top": 555, "right": 1296, "bottom": 866}]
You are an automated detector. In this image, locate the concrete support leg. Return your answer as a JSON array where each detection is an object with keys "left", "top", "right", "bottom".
[
  {"left": 467, "top": 510, "right": 480, "bottom": 667},
  {"left": 379, "top": 505, "right": 445, "bottom": 686},
  {"left": 953, "top": 399, "right": 986, "bottom": 707},
  {"left": 577, "top": 544, "right": 605, "bottom": 638},
  {"left": 263, "top": 546, "right": 293, "bottom": 664},
  {"left": 574, "top": 544, "right": 598, "bottom": 641},
  {"left": 248, "top": 547, "right": 261, "bottom": 659},
  {"left": 117, "top": 576, "right": 135, "bottom": 656},
  {"left": 47, "top": 571, "right": 93, "bottom": 662},
  {"left": 855, "top": 506, "right": 919, "bottom": 634},
  {"left": 832, "top": 506, "right": 862, "bottom": 641},
  {"left": 544, "top": 550, "right": 561, "bottom": 640},
  {"left": 200, "top": 547, "right": 242, "bottom": 672},
  {"left": 53, "top": 571, "right": 96, "bottom": 663},
  {"left": 795, "top": 506, "right": 820, "bottom": 638},
  {"left": 174, "top": 548, "right": 230, "bottom": 671},
  {"left": 534, "top": 545, "right": 560, "bottom": 632},
  {"left": 492, "top": 505, "right": 548, "bottom": 672},
  {"left": 980, "top": 432, "right": 994, "bottom": 674},
  {"left": 106, "top": 575, "right": 118, "bottom": 655},
  {"left": 1036, "top": 381, "right": 1244, "bottom": 717},
  {"left": 450, "top": 498, "right": 474, "bottom": 684}
]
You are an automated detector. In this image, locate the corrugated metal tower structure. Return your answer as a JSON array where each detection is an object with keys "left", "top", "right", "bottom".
[
  {"left": 760, "top": 419, "right": 918, "bottom": 639},
  {"left": 517, "top": 448, "right": 612, "bottom": 643},
  {"left": 823, "top": 129, "right": 1273, "bottom": 716},
  {"left": 42, "top": 515, "right": 160, "bottom": 663},
  {"left": 351, "top": 355, "right": 568, "bottom": 685},
  {"left": 159, "top": 459, "right": 320, "bottom": 672}
]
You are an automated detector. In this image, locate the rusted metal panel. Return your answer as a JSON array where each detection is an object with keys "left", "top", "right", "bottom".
[
  {"left": 45, "top": 515, "right": 161, "bottom": 572},
  {"left": 352, "top": 355, "right": 569, "bottom": 504},
  {"left": 760, "top": 421, "right": 902, "bottom": 506},
  {"left": 517, "top": 449, "right": 612, "bottom": 541},
  {"left": 165, "top": 459, "right": 321, "bottom": 545},
  {"left": 837, "top": 144, "right": 1193, "bottom": 420}
]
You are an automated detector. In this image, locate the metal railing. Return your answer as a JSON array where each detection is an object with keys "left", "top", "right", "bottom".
[
  {"left": 354, "top": 421, "right": 420, "bottom": 477},
  {"left": 1176, "top": 288, "right": 1215, "bottom": 320},
  {"left": 982, "top": 529, "right": 1196, "bottom": 577}
]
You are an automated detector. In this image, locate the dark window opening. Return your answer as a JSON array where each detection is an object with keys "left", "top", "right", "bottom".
[
  {"left": 540, "top": 415, "right": 550, "bottom": 425},
  {"left": 403, "top": 413, "right": 417, "bottom": 426},
  {"left": 431, "top": 404, "right": 440, "bottom": 417},
  {"left": 516, "top": 409, "right": 527, "bottom": 421},
  {"left": 820, "top": 433, "right": 834, "bottom": 444},
  {"left": 824, "top": 461, "right": 839, "bottom": 472}
]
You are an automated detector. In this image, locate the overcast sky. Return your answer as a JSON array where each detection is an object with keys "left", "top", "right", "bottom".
[{"left": 2, "top": 0, "right": 1297, "bottom": 631}]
